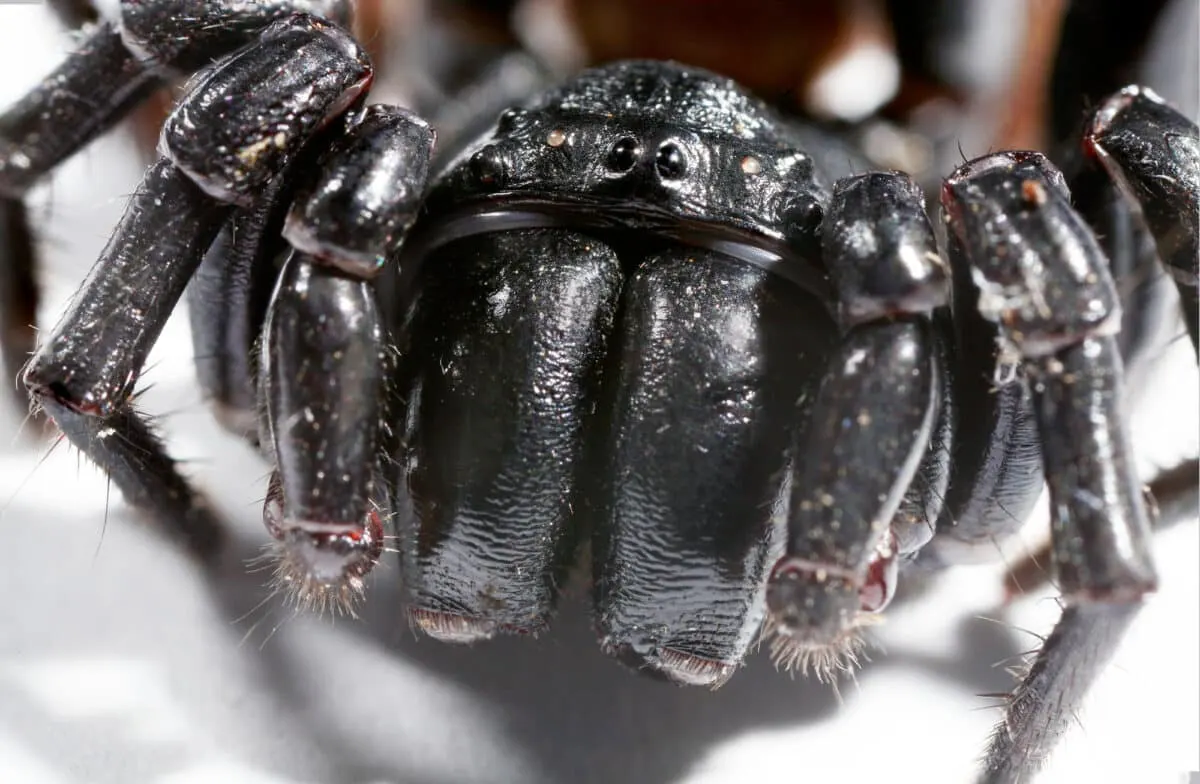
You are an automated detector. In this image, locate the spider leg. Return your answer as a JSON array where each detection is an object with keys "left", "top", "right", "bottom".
[
  {"left": 256, "top": 104, "right": 433, "bottom": 611},
  {"left": 0, "top": 2, "right": 355, "bottom": 410},
  {"left": 41, "top": 397, "right": 226, "bottom": 561},
  {"left": 259, "top": 252, "right": 388, "bottom": 612},
  {"left": 24, "top": 159, "right": 230, "bottom": 415},
  {"left": 1085, "top": 86, "right": 1200, "bottom": 354},
  {"left": 1005, "top": 457, "right": 1199, "bottom": 597},
  {"left": 187, "top": 179, "right": 292, "bottom": 443},
  {"left": 0, "top": 198, "right": 36, "bottom": 418},
  {"left": 22, "top": 15, "right": 371, "bottom": 554},
  {"left": 0, "top": 21, "right": 161, "bottom": 199},
  {"left": 764, "top": 171, "right": 947, "bottom": 676},
  {"left": 1049, "top": 4, "right": 1194, "bottom": 367},
  {"left": 25, "top": 15, "right": 372, "bottom": 412},
  {"left": 20, "top": 159, "right": 229, "bottom": 561},
  {"left": 979, "top": 601, "right": 1140, "bottom": 784},
  {"left": 0, "top": 21, "right": 161, "bottom": 408},
  {"left": 943, "top": 151, "right": 1158, "bottom": 783}
]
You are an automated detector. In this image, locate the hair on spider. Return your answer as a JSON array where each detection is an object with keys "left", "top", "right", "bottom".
[
  {"left": 760, "top": 609, "right": 882, "bottom": 686},
  {"left": 250, "top": 485, "right": 399, "bottom": 620},
  {"left": 262, "top": 536, "right": 371, "bottom": 619}
]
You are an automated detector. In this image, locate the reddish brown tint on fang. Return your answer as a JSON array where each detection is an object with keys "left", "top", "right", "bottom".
[
  {"left": 859, "top": 531, "right": 899, "bottom": 613},
  {"left": 281, "top": 518, "right": 384, "bottom": 586}
]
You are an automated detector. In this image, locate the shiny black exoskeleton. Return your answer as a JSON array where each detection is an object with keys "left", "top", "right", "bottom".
[
  {"left": 2, "top": 3, "right": 1198, "bottom": 783},
  {"left": 397, "top": 63, "right": 868, "bottom": 676}
]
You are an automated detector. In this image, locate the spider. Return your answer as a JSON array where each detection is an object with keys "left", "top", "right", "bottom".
[{"left": 0, "top": 2, "right": 1196, "bottom": 783}]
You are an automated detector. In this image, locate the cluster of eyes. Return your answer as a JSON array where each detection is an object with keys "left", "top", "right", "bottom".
[
  {"left": 541, "top": 128, "right": 765, "bottom": 180},
  {"left": 471, "top": 120, "right": 769, "bottom": 186}
]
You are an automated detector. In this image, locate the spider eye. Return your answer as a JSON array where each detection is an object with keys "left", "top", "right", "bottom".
[
  {"left": 606, "top": 137, "right": 640, "bottom": 172},
  {"left": 495, "top": 107, "right": 527, "bottom": 134},
  {"left": 469, "top": 145, "right": 505, "bottom": 185},
  {"left": 654, "top": 141, "right": 687, "bottom": 180}
]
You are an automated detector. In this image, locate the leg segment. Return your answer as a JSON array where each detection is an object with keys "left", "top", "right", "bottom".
[
  {"left": 118, "top": 1, "right": 352, "bottom": 72},
  {"left": 0, "top": 21, "right": 159, "bottom": 198},
  {"left": 40, "top": 398, "right": 225, "bottom": 561},
  {"left": 260, "top": 254, "right": 387, "bottom": 613},
  {"left": 0, "top": 198, "right": 36, "bottom": 418},
  {"left": 0, "top": 22, "right": 160, "bottom": 411},
  {"left": 24, "top": 159, "right": 230, "bottom": 414},
  {"left": 943, "top": 152, "right": 1157, "bottom": 599},
  {"left": 22, "top": 15, "right": 372, "bottom": 552},
  {"left": 979, "top": 602, "right": 1140, "bottom": 784},
  {"left": 766, "top": 172, "right": 948, "bottom": 677},
  {"left": 943, "top": 151, "right": 1158, "bottom": 782},
  {"left": 0, "top": 1, "right": 356, "bottom": 196},
  {"left": 25, "top": 14, "right": 371, "bottom": 414},
  {"left": 0, "top": 1, "right": 354, "bottom": 409},
  {"left": 157, "top": 15, "right": 372, "bottom": 206},
  {"left": 1085, "top": 86, "right": 1200, "bottom": 353},
  {"left": 259, "top": 105, "right": 433, "bottom": 612},
  {"left": 1005, "top": 457, "right": 1200, "bottom": 597},
  {"left": 1034, "top": 336, "right": 1157, "bottom": 599},
  {"left": 188, "top": 179, "right": 292, "bottom": 441},
  {"left": 1047, "top": 0, "right": 1176, "bottom": 153}
]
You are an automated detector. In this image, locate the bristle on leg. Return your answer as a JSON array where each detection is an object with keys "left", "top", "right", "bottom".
[
  {"left": 255, "top": 472, "right": 388, "bottom": 618},
  {"left": 761, "top": 610, "right": 881, "bottom": 683}
]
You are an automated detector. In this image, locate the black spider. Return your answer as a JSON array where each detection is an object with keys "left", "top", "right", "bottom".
[{"left": 0, "top": 2, "right": 1197, "bottom": 783}]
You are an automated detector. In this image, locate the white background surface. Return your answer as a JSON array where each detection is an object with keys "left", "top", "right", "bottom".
[{"left": 0, "top": 4, "right": 1197, "bottom": 783}]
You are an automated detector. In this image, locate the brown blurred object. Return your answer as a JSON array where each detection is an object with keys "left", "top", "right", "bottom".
[
  {"left": 45, "top": 0, "right": 99, "bottom": 28},
  {"left": 129, "top": 89, "right": 173, "bottom": 165},
  {"left": 124, "top": 0, "right": 1067, "bottom": 168},
  {"left": 563, "top": 0, "right": 898, "bottom": 114},
  {"left": 994, "top": 0, "right": 1069, "bottom": 152},
  {"left": 438, "top": 0, "right": 525, "bottom": 47},
  {"left": 354, "top": 0, "right": 421, "bottom": 69},
  {"left": 354, "top": 0, "right": 391, "bottom": 61}
]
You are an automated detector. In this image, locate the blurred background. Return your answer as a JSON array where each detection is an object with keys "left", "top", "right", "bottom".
[{"left": 0, "top": 2, "right": 1196, "bottom": 782}]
